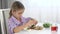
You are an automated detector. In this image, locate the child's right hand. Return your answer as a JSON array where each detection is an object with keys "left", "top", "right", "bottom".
[{"left": 26, "top": 19, "right": 37, "bottom": 27}]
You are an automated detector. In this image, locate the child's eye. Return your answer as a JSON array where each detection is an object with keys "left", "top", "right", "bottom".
[
  {"left": 18, "top": 12, "right": 23, "bottom": 14},
  {"left": 19, "top": 13, "right": 22, "bottom": 14}
]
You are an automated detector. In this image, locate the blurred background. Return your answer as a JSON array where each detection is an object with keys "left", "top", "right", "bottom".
[
  {"left": 0, "top": 0, "right": 60, "bottom": 34},
  {"left": 0, "top": 0, "right": 60, "bottom": 22}
]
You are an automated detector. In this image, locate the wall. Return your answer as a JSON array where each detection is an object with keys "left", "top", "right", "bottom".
[
  {"left": 2, "top": 0, "right": 60, "bottom": 23},
  {"left": 0, "top": 0, "right": 8, "bottom": 9},
  {"left": 0, "top": 0, "right": 1, "bottom": 9},
  {"left": 7, "top": 0, "right": 15, "bottom": 8},
  {"left": 15, "top": 0, "right": 60, "bottom": 23},
  {"left": 15, "top": 0, "right": 41, "bottom": 22}
]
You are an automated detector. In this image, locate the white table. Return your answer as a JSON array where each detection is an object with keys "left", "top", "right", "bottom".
[{"left": 15, "top": 23, "right": 60, "bottom": 34}]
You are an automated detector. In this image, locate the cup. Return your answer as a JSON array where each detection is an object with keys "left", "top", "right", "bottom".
[{"left": 51, "top": 26, "right": 58, "bottom": 31}]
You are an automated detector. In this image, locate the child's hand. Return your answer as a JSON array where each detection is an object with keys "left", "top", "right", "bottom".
[
  {"left": 26, "top": 19, "right": 38, "bottom": 27},
  {"left": 31, "top": 19, "right": 38, "bottom": 25}
]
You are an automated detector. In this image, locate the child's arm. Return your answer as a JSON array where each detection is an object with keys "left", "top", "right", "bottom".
[
  {"left": 13, "top": 19, "right": 37, "bottom": 33},
  {"left": 13, "top": 23, "right": 27, "bottom": 33}
]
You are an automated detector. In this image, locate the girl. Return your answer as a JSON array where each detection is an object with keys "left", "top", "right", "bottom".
[{"left": 8, "top": 1, "right": 37, "bottom": 34}]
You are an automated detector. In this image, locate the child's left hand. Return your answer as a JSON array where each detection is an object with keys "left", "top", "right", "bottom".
[{"left": 30, "top": 18, "right": 38, "bottom": 25}]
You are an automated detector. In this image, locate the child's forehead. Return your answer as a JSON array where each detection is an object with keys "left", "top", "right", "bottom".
[
  {"left": 15, "top": 10, "right": 24, "bottom": 13},
  {"left": 16, "top": 9, "right": 24, "bottom": 11},
  {"left": 18, "top": 8, "right": 24, "bottom": 10}
]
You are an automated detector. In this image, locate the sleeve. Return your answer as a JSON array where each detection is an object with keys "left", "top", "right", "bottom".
[
  {"left": 23, "top": 17, "right": 32, "bottom": 24},
  {"left": 8, "top": 21, "right": 17, "bottom": 33},
  {"left": 26, "top": 17, "right": 32, "bottom": 22}
]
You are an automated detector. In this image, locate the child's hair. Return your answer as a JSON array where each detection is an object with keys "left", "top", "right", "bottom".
[{"left": 9, "top": 1, "right": 25, "bottom": 18}]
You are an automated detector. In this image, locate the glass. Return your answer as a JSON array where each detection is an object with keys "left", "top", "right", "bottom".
[
  {"left": 51, "top": 26, "right": 58, "bottom": 31},
  {"left": 51, "top": 23, "right": 58, "bottom": 32}
]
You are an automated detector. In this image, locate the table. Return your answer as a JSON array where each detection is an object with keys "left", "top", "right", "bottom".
[{"left": 15, "top": 23, "right": 60, "bottom": 34}]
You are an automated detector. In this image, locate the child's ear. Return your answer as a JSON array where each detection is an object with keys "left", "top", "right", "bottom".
[
  {"left": 12, "top": 10, "right": 15, "bottom": 14},
  {"left": 12, "top": 10, "right": 16, "bottom": 13},
  {"left": 12, "top": 10, "right": 13, "bottom": 13}
]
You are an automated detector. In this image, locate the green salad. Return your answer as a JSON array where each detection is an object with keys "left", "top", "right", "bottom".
[{"left": 43, "top": 23, "right": 51, "bottom": 28}]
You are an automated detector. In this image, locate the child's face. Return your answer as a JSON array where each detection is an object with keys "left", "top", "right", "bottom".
[{"left": 12, "top": 9, "right": 24, "bottom": 19}]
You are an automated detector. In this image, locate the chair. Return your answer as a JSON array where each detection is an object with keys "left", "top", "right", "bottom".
[{"left": 0, "top": 9, "right": 10, "bottom": 34}]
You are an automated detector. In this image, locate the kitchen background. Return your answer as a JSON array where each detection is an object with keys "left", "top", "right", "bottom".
[
  {"left": 0, "top": 0, "right": 60, "bottom": 23},
  {"left": 0, "top": 0, "right": 60, "bottom": 34}
]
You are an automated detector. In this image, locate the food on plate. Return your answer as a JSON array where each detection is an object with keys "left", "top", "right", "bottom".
[
  {"left": 24, "top": 24, "right": 36, "bottom": 30},
  {"left": 34, "top": 26, "right": 43, "bottom": 30},
  {"left": 43, "top": 23, "right": 51, "bottom": 28},
  {"left": 28, "top": 25, "right": 43, "bottom": 30},
  {"left": 29, "top": 25, "right": 36, "bottom": 29},
  {"left": 24, "top": 24, "right": 44, "bottom": 30}
]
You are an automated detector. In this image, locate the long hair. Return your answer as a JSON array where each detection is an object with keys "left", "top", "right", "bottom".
[{"left": 9, "top": 1, "right": 25, "bottom": 18}]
